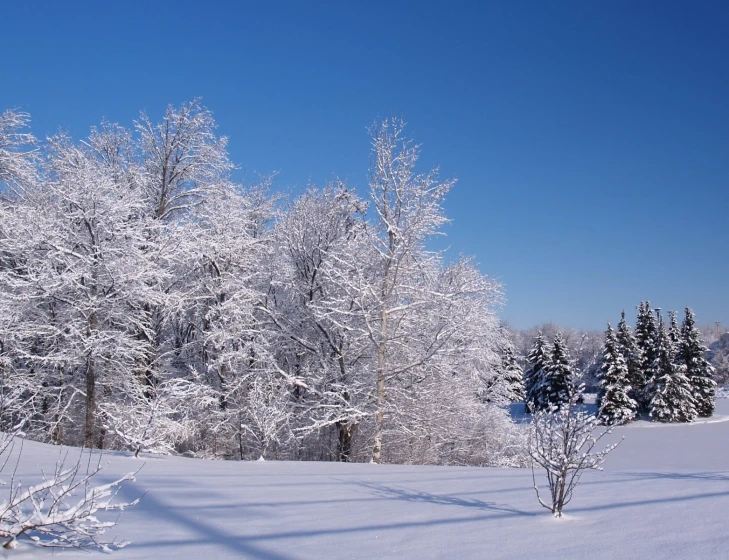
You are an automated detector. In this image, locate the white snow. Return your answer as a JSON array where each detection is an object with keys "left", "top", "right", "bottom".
[{"left": 3, "top": 399, "right": 729, "bottom": 559}]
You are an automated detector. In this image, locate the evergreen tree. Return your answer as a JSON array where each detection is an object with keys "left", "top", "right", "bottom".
[
  {"left": 649, "top": 317, "right": 697, "bottom": 422},
  {"left": 524, "top": 333, "right": 549, "bottom": 413},
  {"left": 598, "top": 324, "right": 637, "bottom": 425},
  {"left": 542, "top": 333, "right": 573, "bottom": 410},
  {"left": 680, "top": 307, "right": 716, "bottom": 417},
  {"left": 616, "top": 310, "right": 643, "bottom": 407},
  {"left": 500, "top": 343, "right": 525, "bottom": 403},
  {"left": 634, "top": 301, "right": 658, "bottom": 408},
  {"left": 668, "top": 311, "right": 681, "bottom": 349}
]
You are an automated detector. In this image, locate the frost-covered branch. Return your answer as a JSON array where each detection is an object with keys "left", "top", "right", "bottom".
[
  {"left": 0, "top": 431, "right": 141, "bottom": 550},
  {"left": 529, "top": 389, "right": 621, "bottom": 517}
]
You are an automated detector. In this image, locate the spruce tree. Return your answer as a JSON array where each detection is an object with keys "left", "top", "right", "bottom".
[
  {"left": 524, "top": 333, "right": 549, "bottom": 413},
  {"left": 500, "top": 343, "right": 525, "bottom": 403},
  {"left": 598, "top": 324, "right": 638, "bottom": 425},
  {"left": 649, "top": 317, "right": 697, "bottom": 422},
  {"left": 543, "top": 333, "right": 573, "bottom": 410},
  {"left": 635, "top": 301, "right": 657, "bottom": 408},
  {"left": 616, "top": 310, "right": 643, "bottom": 407},
  {"left": 680, "top": 307, "right": 716, "bottom": 417},
  {"left": 668, "top": 311, "right": 681, "bottom": 349}
]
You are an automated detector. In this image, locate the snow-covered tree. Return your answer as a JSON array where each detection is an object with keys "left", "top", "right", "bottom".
[
  {"left": 542, "top": 333, "right": 574, "bottom": 410},
  {"left": 524, "top": 333, "right": 549, "bottom": 413},
  {"left": 264, "top": 184, "right": 371, "bottom": 462},
  {"left": 100, "top": 377, "right": 219, "bottom": 458},
  {"left": 635, "top": 301, "right": 657, "bottom": 408},
  {"left": 136, "top": 99, "right": 232, "bottom": 221},
  {"left": 0, "top": 130, "right": 167, "bottom": 447},
  {"left": 0, "top": 109, "right": 37, "bottom": 196},
  {"left": 357, "top": 120, "right": 504, "bottom": 463},
  {"left": 239, "top": 376, "right": 293, "bottom": 460},
  {"left": 616, "top": 310, "right": 643, "bottom": 409},
  {"left": 680, "top": 308, "right": 716, "bottom": 417},
  {"left": 598, "top": 324, "right": 637, "bottom": 425},
  {"left": 492, "top": 340, "right": 524, "bottom": 403},
  {"left": 649, "top": 317, "right": 697, "bottom": 422},
  {"left": 668, "top": 310, "right": 681, "bottom": 349}
]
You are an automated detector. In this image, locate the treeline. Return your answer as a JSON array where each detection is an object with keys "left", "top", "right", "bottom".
[
  {"left": 519, "top": 303, "right": 717, "bottom": 425},
  {"left": 0, "top": 103, "right": 524, "bottom": 466},
  {"left": 597, "top": 304, "right": 715, "bottom": 424}
]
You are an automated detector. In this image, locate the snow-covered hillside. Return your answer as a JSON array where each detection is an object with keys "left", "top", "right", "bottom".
[{"left": 4, "top": 398, "right": 729, "bottom": 560}]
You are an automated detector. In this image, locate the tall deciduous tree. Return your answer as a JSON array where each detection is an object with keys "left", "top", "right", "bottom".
[
  {"left": 362, "top": 120, "right": 503, "bottom": 463},
  {"left": 264, "top": 184, "right": 370, "bottom": 461}
]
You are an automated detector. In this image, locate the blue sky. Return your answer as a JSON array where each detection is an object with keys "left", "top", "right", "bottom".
[{"left": 2, "top": 1, "right": 727, "bottom": 330}]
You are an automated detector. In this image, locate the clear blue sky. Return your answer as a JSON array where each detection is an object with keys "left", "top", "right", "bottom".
[{"left": 2, "top": 1, "right": 727, "bottom": 331}]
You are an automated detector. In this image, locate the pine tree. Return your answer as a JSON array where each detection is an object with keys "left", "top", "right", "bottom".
[
  {"left": 542, "top": 333, "right": 573, "bottom": 410},
  {"left": 598, "top": 324, "right": 637, "bottom": 425},
  {"left": 616, "top": 310, "right": 643, "bottom": 408},
  {"left": 668, "top": 311, "right": 681, "bottom": 349},
  {"left": 635, "top": 301, "right": 658, "bottom": 409},
  {"left": 500, "top": 343, "right": 525, "bottom": 403},
  {"left": 680, "top": 307, "right": 716, "bottom": 417},
  {"left": 524, "top": 333, "right": 549, "bottom": 413},
  {"left": 649, "top": 317, "right": 697, "bottom": 422}
]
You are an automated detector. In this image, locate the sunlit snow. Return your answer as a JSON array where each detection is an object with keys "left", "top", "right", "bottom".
[{"left": 4, "top": 399, "right": 728, "bottom": 559}]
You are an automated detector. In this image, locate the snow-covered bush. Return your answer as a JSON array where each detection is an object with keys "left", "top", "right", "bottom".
[
  {"left": 101, "top": 377, "right": 219, "bottom": 458},
  {"left": 529, "top": 390, "right": 620, "bottom": 517}
]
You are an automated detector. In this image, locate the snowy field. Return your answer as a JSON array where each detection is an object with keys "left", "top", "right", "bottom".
[{"left": 4, "top": 398, "right": 729, "bottom": 560}]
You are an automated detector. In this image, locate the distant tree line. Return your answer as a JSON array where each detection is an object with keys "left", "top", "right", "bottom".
[
  {"left": 596, "top": 303, "right": 715, "bottom": 424},
  {"left": 514, "top": 304, "right": 717, "bottom": 425}
]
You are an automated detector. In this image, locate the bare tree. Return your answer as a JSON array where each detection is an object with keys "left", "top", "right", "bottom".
[
  {"left": 529, "top": 390, "right": 620, "bottom": 517},
  {"left": 265, "top": 184, "right": 371, "bottom": 461},
  {"left": 0, "top": 429, "right": 140, "bottom": 550},
  {"left": 361, "top": 120, "right": 503, "bottom": 463},
  {"left": 239, "top": 376, "right": 293, "bottom": 460},
  {"left": 136, "top": 99, "right": 233, "bottom": 221},
  {"left": 101, "top": 377, "right": 218, "bottom": 458},
  {"left": 0, "top": 109, "right": 37, "bottom": 196}
]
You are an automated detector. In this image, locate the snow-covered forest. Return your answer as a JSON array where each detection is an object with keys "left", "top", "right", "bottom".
[
  {"left": 0, "top": 102, "right": 525, "bottom": 466},
  {"left": 520, "top": 303, "right": 718, "bottom": 426}
]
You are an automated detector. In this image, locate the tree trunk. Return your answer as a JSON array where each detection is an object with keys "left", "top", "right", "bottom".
[
  {"left": 372, "top": 308, "right": 388, "bottom": 463},
  {"left": 372, "top": 233, "right": 394, "bottom": 464},
  {"left": 336, "top": 421, "right": 357, "bottom": 462},
  {"left": 238, "top": 409, "right": 244, "bottom": 460},
  {"left": 84, "top": 349, "right": 96, "bottom": 448}
]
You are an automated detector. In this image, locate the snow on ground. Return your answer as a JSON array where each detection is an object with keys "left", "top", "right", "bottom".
[{"left": 4, "top": 399, "right": 729, "bottom": 560}]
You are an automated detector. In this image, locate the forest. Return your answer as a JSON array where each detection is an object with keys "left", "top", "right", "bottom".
[
  {"left": 0, "top": 102, "right": 524, "bottom": 466},
  {"left": 0, "top": 102, "right": 723, "bottom": 468}
]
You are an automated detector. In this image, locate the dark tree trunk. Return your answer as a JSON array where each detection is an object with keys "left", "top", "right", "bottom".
[{"left": 336, "top": 421, "right": 358, "bottom": 462}]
